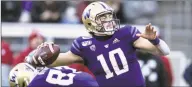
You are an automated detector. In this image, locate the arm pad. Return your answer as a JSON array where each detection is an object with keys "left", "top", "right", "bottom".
[{"left": 157, "top": 39, "right": 170, "bottom": 55}]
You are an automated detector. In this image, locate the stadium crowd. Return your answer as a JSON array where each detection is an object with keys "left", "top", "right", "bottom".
[{"left": 2, "top": 1, "right": 158, "bottom": 24}]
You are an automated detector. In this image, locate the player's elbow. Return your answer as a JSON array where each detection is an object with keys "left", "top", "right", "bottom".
[
  {"left": 161, "top": 47, "right": 170, "bottom": 56},
  {"left": 163, "top": 49, "right": 170, "bottom": 55},
  {"left": 157, "top": 39, "right": 170, "bottom": 56},
  {"left": 157, "top": 48, "right": 170, "bottom": 56}
]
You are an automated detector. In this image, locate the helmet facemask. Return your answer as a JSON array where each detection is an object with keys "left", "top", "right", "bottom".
[{"left": 93, "top": 11, "right": 120, "bottom": 36}]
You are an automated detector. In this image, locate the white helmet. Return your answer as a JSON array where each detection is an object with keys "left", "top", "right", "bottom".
[
  {"left": 9, "top": 63, "right": 36, "bottom": 87},
  {"left": 82, "top": 1, "right": 120, "bottom": 36}
]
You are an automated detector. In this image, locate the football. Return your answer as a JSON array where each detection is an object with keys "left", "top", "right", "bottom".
[{"left": 32, "top": 43, "right": 60, "bottom": 67}]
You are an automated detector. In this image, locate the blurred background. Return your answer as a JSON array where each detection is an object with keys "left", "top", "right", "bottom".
[{"left": 1, "top": 1, "right": 192, "bottom": 87}]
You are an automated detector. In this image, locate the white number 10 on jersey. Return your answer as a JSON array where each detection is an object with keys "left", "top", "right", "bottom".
[{"left": 97, "top": 48, "right": 129, "bottom": 79}]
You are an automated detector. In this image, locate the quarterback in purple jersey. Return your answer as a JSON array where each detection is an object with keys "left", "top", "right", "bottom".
[{"left": 27, "top": 1, "right": 170, "bottom": 87}]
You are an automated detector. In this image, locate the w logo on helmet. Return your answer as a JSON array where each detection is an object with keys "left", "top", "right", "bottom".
[
  {"left": 10, "top": 73, "right": 16, "bottom": 82},
  {"left": 84, "top": 9, "right": 91, "bottom": 19}
]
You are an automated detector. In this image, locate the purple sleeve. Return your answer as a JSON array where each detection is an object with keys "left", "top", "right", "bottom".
[
  {"left": 131, "top": 27, "right": 140, "bottom": 42},
  {"left": 70, "top": 37, "right": 82, "bottom": 57},
  {"left": 121, "top": 25, "right": 141, "bottom": 42},
  {"left": 128, "top": 26, "right": 141, "bottom": 42}
]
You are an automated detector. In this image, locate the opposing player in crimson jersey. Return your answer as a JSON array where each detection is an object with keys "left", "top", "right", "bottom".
[{"left": 27, "top": 1, "right": 170, "bottom": 87}]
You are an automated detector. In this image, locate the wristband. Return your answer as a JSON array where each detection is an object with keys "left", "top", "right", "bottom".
[{"left": 149, "top": 38, "right": 160, "bottom": 45}]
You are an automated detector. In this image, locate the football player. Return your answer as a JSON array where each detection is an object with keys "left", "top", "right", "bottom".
[
  {"left": 9, "top": 51, "right": 98, "bottom": 87},
  {"left": 26, "top": 1, "right": 170, "bottom": 87},
  {"left": 9, "top": 63, "right": 98, "bottom": 87}
]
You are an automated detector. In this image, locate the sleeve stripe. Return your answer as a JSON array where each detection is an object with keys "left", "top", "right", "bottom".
[
  {"left": 74, "top": 40, "right": 80, "bottom": 48},
  {"left": 131, "top": 27, "right": 139, "bottom": 36},
  {"left": 131, "top": 27, "right": 135, "bottom": 34},
  {"left": 72, "top": 43, "right": 80, "bottom": 52}
]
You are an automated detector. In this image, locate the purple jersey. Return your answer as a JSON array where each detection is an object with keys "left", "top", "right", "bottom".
[
  {"left": 70, "top": 25, "right": 145, "bottom": 87},
  {"left": 28, "top": 66, "right": 98, "bottom": 87}
]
